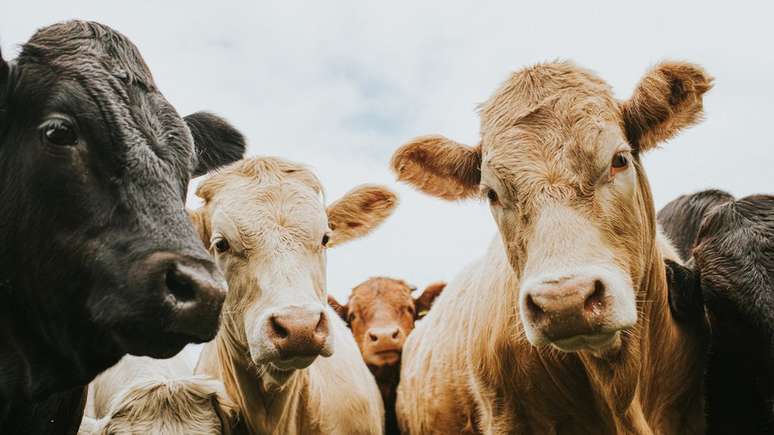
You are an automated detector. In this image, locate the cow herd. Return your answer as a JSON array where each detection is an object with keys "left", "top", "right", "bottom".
[{"left": 0, "top": 19, "right": 771, "bottom": 435}]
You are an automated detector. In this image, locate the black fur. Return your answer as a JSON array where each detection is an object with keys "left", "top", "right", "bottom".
[
  {"left": 0, "top": 21, "right": 245, "bottom": 432},
  {"left": 657, "top": 189, "right": 734, "bottom": 260},
  {"left": 185, "top": 112, "right": 247, "bottom": 177},
  {"left": 659, "top": 191, "right": 774, "bottom": 434}
]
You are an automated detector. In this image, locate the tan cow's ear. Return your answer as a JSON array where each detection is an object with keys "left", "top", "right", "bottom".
[
  {"left": 327, "top": 295, "right": 349, "bottom": 323},
  {"left": 326, "top": 185, "right": 398, "bottom": 247},
  {"left": 391, "top": 135, "right": 481, "bottom": 200},
  {"left": 414, "top": 281, "right": 446, "bottom": 319},
  {"left": 187, "top": 208, "right": 211, "bottom": 250},
  {"left": 622, "top": 62, "right": 713, "bottom": 152}
]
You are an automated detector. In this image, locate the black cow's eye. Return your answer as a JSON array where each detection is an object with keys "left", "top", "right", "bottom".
[
  {"left": 213, "top": 238, "right": 230, "bottom": 254},
  {"left": 321, "top": 234, "right": 330, "bottom": 247},
  {"left": 43, "top": 121, "right": 78, "bottom": 147}
]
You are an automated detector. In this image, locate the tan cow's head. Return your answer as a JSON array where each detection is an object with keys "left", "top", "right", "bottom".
[
  {"left": 328, "top": 278, "right": 445, "bottom": 367},
  {"left": 190, "top": 157, "right": 398, "bottom": 384},
  {"left": 391, "top": 61, "right": 711, "bottom": 354}
]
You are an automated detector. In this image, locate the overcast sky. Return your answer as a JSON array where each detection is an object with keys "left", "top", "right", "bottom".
[{"left": 3, "top": 1, "right": 772, "bottom": 304}]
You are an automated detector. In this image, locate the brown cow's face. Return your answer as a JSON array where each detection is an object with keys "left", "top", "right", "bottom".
[
  {"left": 331, "top": 279, "right": 445, "bottom": 367},
  {"left": 190, "top": 158, "right": 397, "bottom": 386},
  {"left": 392, "top": 61, "right": 711, "bottom": 354}
]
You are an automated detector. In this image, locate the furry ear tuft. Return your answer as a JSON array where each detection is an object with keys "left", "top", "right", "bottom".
[
  {"left": 327, "top": 295, "right": 348, "bottom": 323},
  {"left": 622, "top": 61, "right": 713, "bottom": 152},
  {"left": 391, "top": 135, "right": 481, "bottom": 200},
  {"left": 184, "top": 112, "right": 246, "bottom": 177}
]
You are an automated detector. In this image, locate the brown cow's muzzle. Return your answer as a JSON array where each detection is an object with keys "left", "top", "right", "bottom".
[{"left": 364, "top": 325, "right": 405, "bottom": 366}]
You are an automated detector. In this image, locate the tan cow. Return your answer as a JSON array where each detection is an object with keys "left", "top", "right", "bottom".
[
  {"left": 80, "top": 353, "right": 238, "bottom": 434},
  {"left": 328, "top": 278, "right": 446, "bottom": 435},
  {"left": 191, "top": 157, "right": 396, "bottom": 434},
  {"left": 390, "top": 61, "right": 712, "bottom": 434}
]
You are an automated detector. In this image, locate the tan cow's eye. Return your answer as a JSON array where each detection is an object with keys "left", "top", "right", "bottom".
[
  {"left": 348, "top": 312, "right": 356, "bottom": 323},
  {"left": 321, "top": 234, "right": 330, "bottom": 247},
  {"left": 213, "top": 238, "right": 230, "bottom": 254},
  {"left": 485, "top": 188, "right": 500, "bottom": 206},
  {"left": 611, "top": 152, "right": 629, "bottom": 175}
]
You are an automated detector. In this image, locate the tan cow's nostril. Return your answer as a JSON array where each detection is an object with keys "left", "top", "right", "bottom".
[
  {"left": 526, "top": 294, "right": 545, "bottom": 319},
  {"left": 392, "top": 329, "right": 400, "bottom": 339},
  {"left": 369, "top": 332, "right": 379, "bottom": 342},
  {"left": 585, "top": 280, "right": 606, "bottom": 312}
]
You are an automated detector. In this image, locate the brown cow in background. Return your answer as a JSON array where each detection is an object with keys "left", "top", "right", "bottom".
[{"left": 329, "top": 278, "right": 445, "bottom": 435}]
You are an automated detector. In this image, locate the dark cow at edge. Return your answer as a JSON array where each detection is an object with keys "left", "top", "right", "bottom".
[
  {"left": 659, "top": 190, "right": 774, "bottom": 435},
  {"left": 0, "top": 21, "right": 245, "bottom": 433},
  {"left": 329, "top": 277, "right": 445, "bottom": 435}
]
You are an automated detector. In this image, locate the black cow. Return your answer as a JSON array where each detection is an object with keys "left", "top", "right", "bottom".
[
  {"left": 0, "top": 21, "right": 246, "bottom": 433},
  {"left": 659, "top": 191, "right": 774, "bottom": 435}
]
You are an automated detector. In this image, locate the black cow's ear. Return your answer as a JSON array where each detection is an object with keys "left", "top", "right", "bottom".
[
  {"left": 327, "top": 295, "right": 349, "bottom": 324},
  {"left": 184, "top": 112, "right": 246, "bottom": 177},
  {"left": 664, "top": 259, "right": 703, "bottom": 323}
]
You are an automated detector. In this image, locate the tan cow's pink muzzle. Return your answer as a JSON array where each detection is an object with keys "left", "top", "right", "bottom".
[{"left": 523, "top": 276, "right": 608, "bottom": 341}]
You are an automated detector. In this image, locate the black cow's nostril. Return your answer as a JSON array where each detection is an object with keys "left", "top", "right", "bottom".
[
  {"left": 165, "top": 266, "right": 196, "bottom": 302},
  {"left": 585, "top": 280, "right": 606, "bottom": 312}
]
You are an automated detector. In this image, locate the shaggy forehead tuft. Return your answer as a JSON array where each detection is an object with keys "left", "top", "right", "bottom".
[
  {"left": 198, "top": 157, "right": 325, "bottom": 203},
  {"left": 478, "top": 60, "right": 620, "bottom": 138}
]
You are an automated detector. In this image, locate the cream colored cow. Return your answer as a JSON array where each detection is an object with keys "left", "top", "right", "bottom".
[
  {"left": 191, "top": 157, "right": 395, "bottom": 434},
  {"left": 80, "top": 352, "right": 237, "bottom": 434}
]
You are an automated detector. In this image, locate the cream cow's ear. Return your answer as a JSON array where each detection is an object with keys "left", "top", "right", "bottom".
[{"left": 326, "top": 185, "right": 398, "bottom": 247}]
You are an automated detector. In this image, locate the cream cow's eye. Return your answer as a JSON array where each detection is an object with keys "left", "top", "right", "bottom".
[{"left": 212, "top": 238, "right": 230, "bottom": 254}]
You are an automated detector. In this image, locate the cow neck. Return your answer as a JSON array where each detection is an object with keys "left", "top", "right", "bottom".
[
  {"left": 215, "top": 318, "right": 312, "bottom": 434},
  {"left": 0, "top": 279, "right": 120, "bottom": 403},
  {"left": 369, "top": 362, "right": 400, "bottom": 435}
]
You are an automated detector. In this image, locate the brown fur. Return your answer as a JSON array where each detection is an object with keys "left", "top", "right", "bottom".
[
  {"left": 391, "top": 60, "right": 711, "bottom": 434},
  {"left": 330, "top": 278, "right": 445, "bottom": 435}
]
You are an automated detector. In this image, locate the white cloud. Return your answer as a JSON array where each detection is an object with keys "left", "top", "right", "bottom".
[{"left": 3, "top": 0, "right": 772, "bottom": 307}]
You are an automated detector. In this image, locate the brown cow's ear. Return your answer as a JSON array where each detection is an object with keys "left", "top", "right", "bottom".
[
  {"left": 326, "top": 185, "right": 398, "bottom": 247},
  {"left": 391, "top": 135, "right": 481, "bottom": 200},
  {"left": 621, "top": 62, "right": 713, "bottom": 152},
  {"left": 414, "top": 281, "right": 446, "bottom": 319},
  {"left": 327, "top": 295, "right": 349, "bottom": 323}
]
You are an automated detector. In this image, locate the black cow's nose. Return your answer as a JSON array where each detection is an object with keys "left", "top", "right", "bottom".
[{"left": 144, "top": 252, "right": 227, "bottom": 341}]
